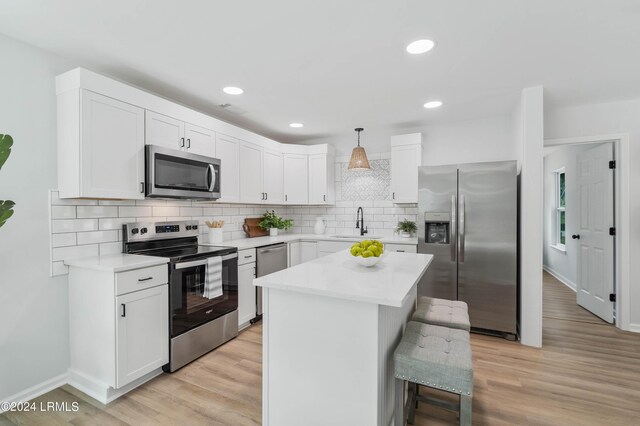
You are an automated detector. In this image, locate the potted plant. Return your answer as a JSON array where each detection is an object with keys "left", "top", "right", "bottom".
[
  {"left": 259, "top": 210, "right": 293, "bottom": 237},
  {"left": 396, "top": 219, "right": 417, "bottom": 238}
]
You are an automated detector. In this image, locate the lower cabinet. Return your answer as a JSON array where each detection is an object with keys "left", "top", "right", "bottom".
[
  {"left": 300, "top": 241, "right": 318, "bottom": 264},
  {"left": 68, "top": 263, "right": 169, "bottom": 404},
  {"left": 317, "top": 240, "right": 351, "bottom": 257},
  {"left": 385, "top": 243, "right": 418, "bottom": 253},
  {"left": 238, "top": 248, "right": 257, "bottom": 328},
  {"left": 288, "top": 241, "right": 301, "bottom": 267}
]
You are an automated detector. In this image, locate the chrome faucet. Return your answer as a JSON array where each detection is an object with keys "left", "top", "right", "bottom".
[{"left": 356, "top": 207, "right": 368, "bottom": 236}]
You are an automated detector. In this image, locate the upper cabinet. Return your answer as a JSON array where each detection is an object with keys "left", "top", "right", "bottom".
[
  {"left": 239, "top": 141, "right": 264, "bottom": 204},
  {"left": 283, "top": 154, "right": 308, "bottom": 204},
  {"left": 390, "top": 133, "right": 423, "bottom": 204},
  {"left": 215, "top": 133, "right": 240, "bottom": 202},
  {"left": 58, "top": 89, "right": 145, "bottom": 200},
  {"left": 263, "top": 149, "right": 284, "bottom": 204},
  {"left": 308, "top": 153, "right": 334, "bottom": 205},
  {"left": 145, "top": 111, "right": 214, "bottom": 157}
]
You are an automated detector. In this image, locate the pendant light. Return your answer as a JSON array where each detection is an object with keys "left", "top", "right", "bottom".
[{"left": 348, "top": 127, "right": 370, "bottom": 170}]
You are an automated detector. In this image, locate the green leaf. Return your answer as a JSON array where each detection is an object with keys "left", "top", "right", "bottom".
[
  {"left": 0, "top": 134, "right": 13, "bottom": 171},
  {"left": 0, "top": 200, "right": 15, "bottom": 228}
]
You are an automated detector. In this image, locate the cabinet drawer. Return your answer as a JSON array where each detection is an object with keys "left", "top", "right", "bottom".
[
  {"left": 116, "top": 264, "right": 168, "bottom": 296},
  {"left": 238, "top": 248, "right": 256, "bottom": 265},
  {"left": 385, "top": 244, "right": 417, "bottom": 253}
]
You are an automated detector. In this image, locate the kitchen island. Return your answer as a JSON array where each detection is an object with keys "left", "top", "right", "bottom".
[{"left": 254, "top": 250, "right": 433, "bottom": 426}]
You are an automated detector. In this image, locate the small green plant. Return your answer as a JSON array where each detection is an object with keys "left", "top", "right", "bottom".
[
  {"left": 0, "top": 134, "right": 15, "bottom": 229},
  {"left": 259, "top": 210, "right": 293, "bottom": 230},
  {"left": 396, "top": 219, "right": 417, "bottom": 234}
]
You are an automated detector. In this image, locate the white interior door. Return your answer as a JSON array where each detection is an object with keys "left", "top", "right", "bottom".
[{"left": 576, "top": 143, "right": 614, "bottom": 323}]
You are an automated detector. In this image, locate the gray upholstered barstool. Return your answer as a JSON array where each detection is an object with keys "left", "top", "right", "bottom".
[
  {"left": 411, "top": 296, "right": 471, "bottom": 331},
  {"left": 394, "top": 321, "right": 473, "bottom": 425}
]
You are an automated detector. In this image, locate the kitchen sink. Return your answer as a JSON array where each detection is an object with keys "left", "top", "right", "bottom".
[{"left": 330, "top": 235, "right": 382, "bottom": 239}]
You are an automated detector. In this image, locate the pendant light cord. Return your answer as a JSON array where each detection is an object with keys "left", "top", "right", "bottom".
[{"left": 355, "top": 128, "right": 364, "bottom": 147}]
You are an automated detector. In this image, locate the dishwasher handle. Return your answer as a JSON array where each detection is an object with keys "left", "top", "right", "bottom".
[{"left": 258, "top": 245, "right": 287, "bottom": 254}]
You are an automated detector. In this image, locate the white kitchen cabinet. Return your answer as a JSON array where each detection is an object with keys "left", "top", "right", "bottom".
[
  {"left": 146, "top": 111, "right": 215, "bottom": 157},
  {"left": 288, "top": 241, "right": 301, "bottom": 267},
  {"left": 284, "top": 154, "right": 309, "bottom": 204},
  {"left": 308, "top": 153, "right": 335, "bottom": 205},
  {"left": 317, "top": 240, "right": 351, "bottom": 257},
  {"left": 116, "top": 285, "right": 169, "bottom": 388},
  {"left": 263, "top": 149, "right": 284, "bottom": 204},
  {"left": 68, "top": 262, "right": 169, "bottom": 404},
  {"left": 238, "top": 260, "right": 257, "bottom": 329},
  {"left": 390, "top": 133, "right": 423, "bottom": 203},
  {"left": 215, "top": 133, "right": 240, "bottom": 202},
  {"left": 57, "top": 89, "right": 146, "bottom": 199},
  {"left": 384, "top": 243, "right": 418, "bottom": 253},
  {"left": 300, "top": 241, "right": 318, "bottom": 263},
  {"left": 240, "top": 141, "right": 265, "bottom": 203}
]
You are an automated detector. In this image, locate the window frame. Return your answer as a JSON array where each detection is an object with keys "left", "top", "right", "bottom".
[{"left": 554, "top": 167, "right": 566, "bottom": 251}]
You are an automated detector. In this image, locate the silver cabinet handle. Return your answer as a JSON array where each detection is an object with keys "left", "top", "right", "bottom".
[
  {"left": 180, "top": 137, "right": 185, "bottom": 148},
  {"left": 244, "top": 255, "right": 253, "bottom": 259},
  {"left": 140, "top": 182, "right": 145, "bottom": 193},
  {"left": 187, "top": 138, "right": 191, "bottom": 148},
  {"left": 138, "top": 276, "right": 153, "bottom": 282},
  {"left": 450, "top": 194, "right": 456, "bottom": 262},
  {"left": 459, "top": 194, "right": 465, "bottom": 263},
  {"left": 207, "top": 164, "right": 216, "bottom": 192}
]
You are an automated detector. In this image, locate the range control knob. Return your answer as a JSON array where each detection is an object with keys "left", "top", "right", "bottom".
[
  {"left": 140, "top": 227, "right": 148, "bottom": 235},
  {"left": 193, "top": 225, "right": 198, "bottom": 230},
  {"left": 186, "top": 225, "right": 192, "bottom": 230},
  {"left": 131, "top": 228, "right": 139, "bottom": 234}
]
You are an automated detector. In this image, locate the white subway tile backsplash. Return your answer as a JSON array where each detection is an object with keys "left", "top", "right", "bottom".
[
  {"left": 119, "top": 206, "right": 152, "bottom": 217},
  {"left": 52, "top": 219, "right": 99, "bottom": 233},
  {"left": 51, "top": 206, "right": 76, "bottom": 219},
  {"left": 153, "top": 206, "right": 180, "bottom": 217},
  {"left": 52, "top": 244, "right": 98, "bottom": 262},
  {"left": 99, "top": 217, "right": 135, "bottom": 230},
  {"left": 203, "top": 207, "right": 223, "bottom": 216},
  {"left": 99, "top": 241, "right": 123, "bottom": 256},
  {"left": 136, "top": 199, "right": 167, "bottom": 206},
  {"left": 77, "top": 230, "right": 119, "bottom": 245},
  {"left": 51, "top": 233, "right": 77, "bottom": 248},
  {"left": 77, "top": 206, "right": 118, "bottom": 218},
  {"left": 165, "top": 200, "right": 193, "bottom": 207}
]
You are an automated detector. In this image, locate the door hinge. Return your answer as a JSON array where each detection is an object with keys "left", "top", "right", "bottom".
[
  {"left": 609, "top": 293, "right": 616, "bottom": 302},
  {"left": 609, "top": 227, "right": 616, "bottom": 236},
  {"left": 609, "top": 160, "right": 616, "bottom": 169}
]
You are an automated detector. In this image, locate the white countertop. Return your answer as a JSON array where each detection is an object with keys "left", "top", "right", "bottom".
[
  {"left": 200, "top": 233, "right": 418, "bottom": 250},
  {"left": 254, "top": 250, "right": 432, "bottom": 307},
  {"left": 64, "top": 253, "right": 170, "bottom": 273}
]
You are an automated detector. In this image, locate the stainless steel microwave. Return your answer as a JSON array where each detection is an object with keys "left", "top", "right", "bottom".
[{"left": 145, "top": 145, "right": 221, "bottom": 200}]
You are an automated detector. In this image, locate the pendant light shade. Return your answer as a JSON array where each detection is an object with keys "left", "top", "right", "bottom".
[{"left": 348, "top": 128, "right": 370, "bottom": 170}]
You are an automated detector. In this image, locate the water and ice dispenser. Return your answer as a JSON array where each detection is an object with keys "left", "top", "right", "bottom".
[{"left": 424, "top": 212, "right": 450, "bottom": 244}]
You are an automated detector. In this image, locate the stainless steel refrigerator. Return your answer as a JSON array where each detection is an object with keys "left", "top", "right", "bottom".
[{"left": 417, "top": 161, "right": 518, "bottom": 338}]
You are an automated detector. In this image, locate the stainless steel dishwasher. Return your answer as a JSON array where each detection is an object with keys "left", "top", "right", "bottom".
[{"left": 253, "top": 243, "right": 288, "bottom": 322}]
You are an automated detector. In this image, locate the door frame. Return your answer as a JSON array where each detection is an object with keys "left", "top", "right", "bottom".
[{"left": 544, "top": 133, "right": 630, "bottom": 331}]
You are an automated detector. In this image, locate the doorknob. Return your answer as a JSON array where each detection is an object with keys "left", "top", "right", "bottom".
[{"left": 572, "top": 234, "right": 580, "bottom": 239}]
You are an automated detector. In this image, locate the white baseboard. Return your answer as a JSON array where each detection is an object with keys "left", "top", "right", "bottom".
[
  {"left": 628, "top": 323, "right": 640, "bottom": 333},
  {"left": 68, "top": 368, "right": 163, "bottom": 404},
  {"left": 0, "top": 372, "right": 68, "bottom": 413},
  {"left": 543, "top": 265, "right": 577, "bottom": 291}
]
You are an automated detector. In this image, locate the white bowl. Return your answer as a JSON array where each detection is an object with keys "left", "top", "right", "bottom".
[{"left": 350, "top": 250, "right": 386, "bottom": 267}]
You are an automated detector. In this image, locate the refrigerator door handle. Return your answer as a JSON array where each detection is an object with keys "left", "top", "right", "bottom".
[
  {"left": 450, "top": 194, "right": 457, "bottom": 262},
  {"left": 459, "top": 194, "right": 465, "bottom": 263}
]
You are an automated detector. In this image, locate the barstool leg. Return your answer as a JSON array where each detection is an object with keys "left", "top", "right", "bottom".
[
  {"left": 395, "top": 378, "right": 405, "bottom": 426},
  {"left": 407, "top": 383, "right": 416, "bottom": 425},
  {"left": 460, "top": 394, "right": 472, "bottom": 426}
]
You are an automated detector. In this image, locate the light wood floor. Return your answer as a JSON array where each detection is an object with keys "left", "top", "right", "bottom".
[{"left": 3, "top": 275, "right": 640, "bottom": 425}]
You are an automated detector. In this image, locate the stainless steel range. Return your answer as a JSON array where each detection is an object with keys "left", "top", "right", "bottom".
[{"left": 123, "top": 220, "right": 238, "bottom": 372}]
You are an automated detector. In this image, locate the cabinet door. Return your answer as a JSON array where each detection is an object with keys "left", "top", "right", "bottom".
[
  {"left": 385, "top": 244, "right": 417, "bottom": 253},
  {"left": 80, "top": 90, "right": 145, "bottom": 199},
  {"left": 288, "top": 241, "right": 301, "bottom": 267},
  {"left": 263, "top": 149, "right": 284, "bottom": 204},
  {"left": 238, "top": 262, "right": 257, "bottom": 328},
  {"left": 116, "top": 285, "right": 168, "bottom": 388},
  {"left": 145, "top": 111, "right": 185, "bottom": 150},
  {"left": 184, "top": 123, "right": 215, "bottom": 157},
  {"left": 300, "top": 241, "right": 318, "bottom": 263},
  {"left": 308, "top": 154, "right": 328, "bottom": 204},
  {"left": 215, "top": 133, "right": 240, "bottom": 202},
  {"left": 239, "top": 141, "right": 264, "bottom": 203},
  {"left": 283, "top": 154, "right": 308, "bottom": 204},
  {"left": 391, "top": 144, "right": 421, "bottom": 203}
]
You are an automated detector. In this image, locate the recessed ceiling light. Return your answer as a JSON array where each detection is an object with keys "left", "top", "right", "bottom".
[
  {"left": 289, "top": 123, "right": 304, "bottom": 128},
  {"left": 424, "top": 101, "right": 443, "bottom": 109},
  {"left": 223, "top": 86, "right": 244, "bottom": 95},
  {"left": 406, "top": 39, "right": 435, "bottom": 54}
]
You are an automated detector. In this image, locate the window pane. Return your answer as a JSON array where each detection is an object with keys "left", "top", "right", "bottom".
[
  {"left": 559, "top": 172, "right": 566, "bottom": 208},
  {"left": 559, "top": 211, "right": 566, "bottom": 245}
]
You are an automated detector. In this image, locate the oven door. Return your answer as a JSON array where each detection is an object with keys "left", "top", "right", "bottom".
[
  {"left": 169, "top": 253, "right": 238, "bottom": 337},
  {"left": 146, "top": 144, "right": 221, "bottom": 200}
]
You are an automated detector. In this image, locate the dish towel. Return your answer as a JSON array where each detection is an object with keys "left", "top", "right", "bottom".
[{"left": 203, "top": 256, "right": 223, "bottom": 299}]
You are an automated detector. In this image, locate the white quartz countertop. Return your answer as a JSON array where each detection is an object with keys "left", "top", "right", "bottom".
[
  {"left": 254, "top": 250, "right": 432, "bottom": 307},
  {"left": 200, "top": 233, "right": 418, "bottom": 250},
  {"left": 64, "top": 253, "right": 170, "bottom": 273}
]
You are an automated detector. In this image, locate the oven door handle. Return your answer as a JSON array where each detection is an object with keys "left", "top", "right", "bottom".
[{"left": 174, "top": 253, "right": 238, "bottom": 269}]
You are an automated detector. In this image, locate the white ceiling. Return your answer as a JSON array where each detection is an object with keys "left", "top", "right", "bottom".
[{"left": 1, "top": 0, "right": 639, "bottom": 145}]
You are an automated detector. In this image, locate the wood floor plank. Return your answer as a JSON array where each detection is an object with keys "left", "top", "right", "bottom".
[{"left": 2, "top": 273, "right": 640, "bottom": 425}]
